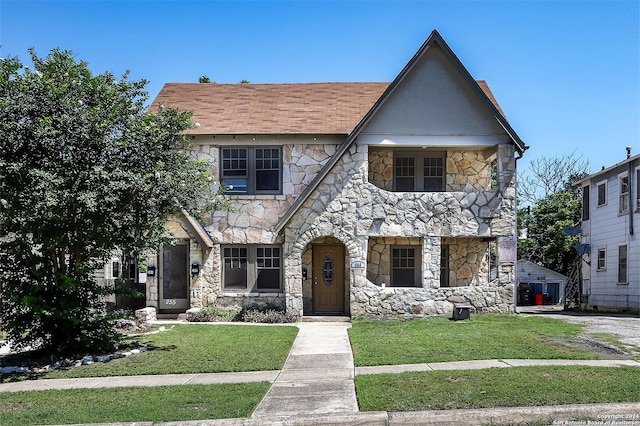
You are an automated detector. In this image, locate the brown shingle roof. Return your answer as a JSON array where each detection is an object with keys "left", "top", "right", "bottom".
[{"left": 150, "top": 81, "right": 506, "bottom": 135}]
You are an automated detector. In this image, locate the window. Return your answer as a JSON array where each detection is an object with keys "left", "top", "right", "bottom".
[
  {"left": 597, "top": 248, "right": 606, "bottom": 271},
  {"left": 636, "top": 168, "right": 640, "bottom": 211},
  {"left": 394, "top": 152, "right": 445, "bottom": 192},
  {"left": 391, "top": 246, "right": 421, "bottom": 287},
  {"left": 618, "top": 245, "right": 628, "bottom": 284},
  {"left": 440, "top": 244, "right": 450, "bottom": 287},
  {"left": 619, "top": 174, "right": 629, "bottom": 214},
  {"left": 581, "top": 185, "right": 590, "bottom": 220},
  {"left": 597, "top": 181, "right": 607, "bottom": 206},
  {"left": 221, "top": 147, "right": 281, "bottom": 194},
  {"left": 222, "top": 245, "right": 281, "bottom": 291}
]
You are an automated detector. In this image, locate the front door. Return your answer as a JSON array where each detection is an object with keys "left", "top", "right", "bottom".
[
  {"left": 313, "top": 244, "right": 345, "bottom": 314},
  {"left": 159, "top": 243, "right": 190, "bottom": 311}
]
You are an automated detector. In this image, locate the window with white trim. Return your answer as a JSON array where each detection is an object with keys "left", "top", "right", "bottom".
[
  {"left": 596, "top": 248, "right": 606, "bottom": 271},
  {"left": 597, "top": 181, "right": 607, "bottom": 206},
  {"left": 619, "top": 173, "right": 629, "bottom": 214},
  {"left": 394, "top": 151, "right": 445, "bottom": 192},
  {"left": 221, "top": 147, "right": 281, "bottom": 194},
  {"left": 636, "top": 167, "right": 640, "bottom": 211},
  {"left": 618, "top": 245, "right": 628, "bottom": 284},
  {"left": 222, "top": 245, "right": 282, "bottom": 291},
  {"left": 391, "top": 246, "right": 421, "bottom": 287}
]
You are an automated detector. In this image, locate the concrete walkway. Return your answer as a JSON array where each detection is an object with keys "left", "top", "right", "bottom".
[
  {"left": 2, "top": 321, "right": 640, "bottom": 424},
  {"left": 252, "top": 322, "right": 358, "bottom": 417}
]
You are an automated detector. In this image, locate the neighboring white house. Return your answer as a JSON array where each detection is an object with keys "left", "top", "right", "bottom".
[
  {"left": 142, "top": 30, "right": 528, "bottom": 318},
  {"left": 516, "top": 259, "right": 568, "bottom": 306},
  {"left": 578, "top": 150, "right": 639, "bottom": 311}
]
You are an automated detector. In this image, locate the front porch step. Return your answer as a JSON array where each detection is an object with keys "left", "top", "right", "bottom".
[
  {"left": 156, "top": 313, "right": 187, "bottom": 320},
  {"left": 302, "top": 316, "right": 350, "bottom": 323}
]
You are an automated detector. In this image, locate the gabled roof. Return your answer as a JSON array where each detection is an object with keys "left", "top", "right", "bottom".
[
  {"left": 150, "top": 80, "right": 509, "bottom": 136},
  {"left": 274, "top": 29, "right": 527, "bottom": 233}
]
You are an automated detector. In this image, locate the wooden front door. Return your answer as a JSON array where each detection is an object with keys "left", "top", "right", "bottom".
[
  {"left": 313, "top": 245, "right": 345, "bottom": 314},
  {"left": 159, "top": 243, "right": 189, "bottom": 311}
]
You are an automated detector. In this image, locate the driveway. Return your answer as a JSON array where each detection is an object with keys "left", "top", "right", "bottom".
[{"left": 518, "top": 305, "right": 640, "bottom": 351}]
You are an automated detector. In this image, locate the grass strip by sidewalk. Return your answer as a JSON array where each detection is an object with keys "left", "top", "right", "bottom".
[
  {"left": 0, "top": 382, "right": 270, "bottom": 425},
  {"left": 43, "top": 324, "right": 298, "bottom": 379},
  {"left": 349, "top": 314, "right": 605, "bottom": 366},
  {"left": 356, "top": 366, "right": 640, "bottom": 411}
]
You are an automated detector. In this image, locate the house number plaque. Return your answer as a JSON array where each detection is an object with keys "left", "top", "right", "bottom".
[{"left": 322, "top": 254, "right": 334, "bottom": 286}]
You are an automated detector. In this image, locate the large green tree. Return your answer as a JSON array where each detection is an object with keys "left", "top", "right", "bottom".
[
  {"left": 0, "top": 49, "right": 215, "bottom": 356},
  {"left": 518, "top": 153, "right": 590, "bottom": 277}
]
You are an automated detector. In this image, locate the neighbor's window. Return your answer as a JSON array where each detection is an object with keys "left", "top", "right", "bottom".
[
  {"left": 221, "top": 147, "right": 281, "bottom": 194},
  {"left": 597, "top": 248, "right": 606, "bottom": 271},
  {"left": 636, "top": 168, "right": 640, "bottom": 211},
  {"left": 223, "top": 245, "right": 282, "bottom": 291},
  {"left": 597, "top": 181, "right": 607, "bottom": 206},
  {"left": 440, "top": 244, "right": 450, "bottom": 287},
  {"left": 394, "top": 151, "right": 445, "bottom": 192},
  {"left": 618, "top": 245, "right": 628, "bottom": 284},
  {"left": 391, "top": 246, "right": 421, "bottom": 287},
  {"left": 619, "top": 174, "right": 629, "bottom": 214},
  {"left": 581, "top": 185, "right": 590, "bottom": 220}
]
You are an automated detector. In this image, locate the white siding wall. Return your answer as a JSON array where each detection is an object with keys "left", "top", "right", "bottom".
[{"left": 584, "top": 162, "right": 639, "bottom": 310}]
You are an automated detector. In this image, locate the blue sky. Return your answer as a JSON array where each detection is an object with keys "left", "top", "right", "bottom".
[{"left": 1, "top": 0, "right": 638, "bottom": 175}]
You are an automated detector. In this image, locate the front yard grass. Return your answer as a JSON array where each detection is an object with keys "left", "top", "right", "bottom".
[
  {"left": 44, "top": 323, "right": 298, "bottom": 378},
  {"left": 356, "top": 366, "right": 640, "bottom": 411},
  {"left": 0, "top": 383, "right": 270, "bottom": 425},
  {"left": 349, "top": 314, "right": 609, "bottom": 366}
]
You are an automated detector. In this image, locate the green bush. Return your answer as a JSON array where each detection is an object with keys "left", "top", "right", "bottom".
[{"left": 186, "top": 307, "right": 240, "bottom": 322}]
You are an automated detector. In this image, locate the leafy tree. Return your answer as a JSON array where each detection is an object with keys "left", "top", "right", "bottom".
[
  {"left": 0, "top": 49, "right": 217, "bottom": 357},
  {"left": 518, "top": 154, "right": 590, "bottom": 276},
  {"left": 198, "top": 75, "right": 213, "bottom": 83}
]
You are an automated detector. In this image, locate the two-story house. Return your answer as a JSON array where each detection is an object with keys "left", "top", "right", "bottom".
[
  {"left": 579, "top": 150, "right": 639, "bottom": 311},
  {"left": 143, "top": 30, "right": 527, "bottom": 318}
]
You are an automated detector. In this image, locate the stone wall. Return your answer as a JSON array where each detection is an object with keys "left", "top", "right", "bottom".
[{"left": 443, "top": 237, "right": 490, "bottom": 287}]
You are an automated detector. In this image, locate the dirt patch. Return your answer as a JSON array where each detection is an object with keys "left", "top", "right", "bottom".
[{"left": 551, "top": 334, "right": 633, "bottom": 359}]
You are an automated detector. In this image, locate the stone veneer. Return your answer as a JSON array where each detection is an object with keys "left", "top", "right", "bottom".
[{"left": 156, "top": 139, "right": 518, "bottom": 318}]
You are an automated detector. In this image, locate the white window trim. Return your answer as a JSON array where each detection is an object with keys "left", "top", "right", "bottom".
[
  {"left": 596, "top": 180, "right": 607, "bottom": 207},
  {"left": 596, "top": 247, "right": 606, "bottom": 271},
  {"left": 635, "top": 166, "right": 640, "bottom": 212},
  {"left": 617, "top": 244, "right": 628, "bottom": 284},
  {"left": 618, "top": 172, "right": 629, "bottom": 215}
]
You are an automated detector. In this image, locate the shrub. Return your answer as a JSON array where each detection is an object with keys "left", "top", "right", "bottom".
[
  {"left": 239, "top": 303, "right": 298, "bottom": 324},
  {"left": 186, "top": 307, "right": 240, "bottom": 322}
]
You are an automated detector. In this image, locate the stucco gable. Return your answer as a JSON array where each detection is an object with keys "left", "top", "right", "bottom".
[{"left": 360, "top": 43, "right": 507, "bottom": 141}]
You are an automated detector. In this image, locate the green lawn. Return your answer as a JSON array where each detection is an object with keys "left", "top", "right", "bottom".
[
  {"left": 356, "top": 366, "right": 640, "bottom": 411},
  {"left": 0, "top": 383, "right": 270, "bottom": 425},
  {"left": 349, "top": 314, "right": 607, "bottom": 366},
  {"left": 44, "top": 323, "right": 298, "bottom": 378}
]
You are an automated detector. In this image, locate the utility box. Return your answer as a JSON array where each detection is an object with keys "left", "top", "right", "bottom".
[{"left": 452, "top": 303, "right": 472, "bottom": 321}]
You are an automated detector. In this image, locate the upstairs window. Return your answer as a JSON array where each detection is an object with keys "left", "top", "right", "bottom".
[
  {"left": 221, "top": 147, "right": 281, "bottom": 194},
  {"left": 619, "top": 174, "right": 629, "bottom": 214},
  {"left": 394, "top": 152, "right": 445, "bottom": 192},
  {"left": 597, "top": 181, "right": 607, "bottom": 206},
  {"left": 597, "top": 248, "right": 606, "bottom": 271}
]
